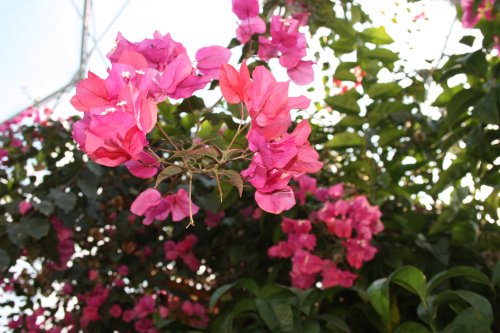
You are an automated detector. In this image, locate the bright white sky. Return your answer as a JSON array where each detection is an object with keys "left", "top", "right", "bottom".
[{"left": 0, "top": 0, "right": 480, "bottom": 123}]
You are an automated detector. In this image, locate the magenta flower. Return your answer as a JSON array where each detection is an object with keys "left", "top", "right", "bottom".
[
  {"left": 109, "top": 304, "right": 122, "bottom": 318},
  {"left": 195, "top": 46, "right": 231, "bottom": 79},
  {"left": 219, "top": 61, "right": 251, "bottom": 104},
  {"left": 232, "top": 0, "right": 260, "bottom": 20},
  {"left": 236, "top": 16, "right": 266, "bottom": 44},
  {"left": 130, "top": 188, "right": 171, "bottom": 225},
  {"left": 124, "top": 151, "right": 159, "bottom": 179},
  {"left": 18, "top": 200, "right": 32, "bottom": 215},
  {"left": 134, "top": 295, "right": 156, "bottom": 319}
]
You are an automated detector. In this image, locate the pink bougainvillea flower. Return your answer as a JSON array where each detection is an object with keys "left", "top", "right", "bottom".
[
  {"left": 195, "top": 46, "right": 231, "bottom": 79},
  {"left": 287, "top": 60, "right": 314, "bottom": 85},
  {"left": 270, "top": 16, "right": 301, "bottom": 48},
  {"left": 164, "top": 235, "right": 201, "bottom": 271},
  {"left": 18, "top": 200, "right": 32, "bottom": 215},
  {"left": 281, "top": 217, "right": 312, "bottom": 235},
  {"left": 124, "top": 151, "right": 159, "bottom": 179},
  {"left": 236, "top": 16, "right": 266, "bottom": 44},
  {"left": 134, "top": 295, "right": 156, "bottom": 319},
  {"left": 344, "top": 238, "right": 378, "bottom": 269},
  {"left": 181, "top": 301, "right": 209, "bottom": 328},
  {"left": 122, "top": 309, "right": 135, "bottom": 323},
  {"left": 294, "top": 174, "right": 317, "bottom": 205},
  {"left": 165, "top": 188, "right": 199, "bottom": 222},
  {"left": 70, "top": 71, "right": 109, "bottom": 112},
  {"left": 109, "top": 304, "right": 123, "bottom": 318},
  {"left": 232, "top": 0, "right": 260, "bottom": 20},
  {"left": 204, "top": 210, "right": 225, "bottom": 227},
  {"left": 130, "top": 188, "right": 171, "bottom": 225},
  {"left": 254, "top": 186, "right": 296, "bottom": 214},
  {"left": 322, "top": 265, "right": 357, "bottom": 288},
  {"left": 219, "top": 61, "right": 251, "bottom": 104},
  {"left": 83, "top": 111, "right": 147, "bottom": 167}
]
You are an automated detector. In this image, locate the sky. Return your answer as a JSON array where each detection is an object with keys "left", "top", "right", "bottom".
[{"left": 0, "top": 0, "right": 480, "bottom": 124}]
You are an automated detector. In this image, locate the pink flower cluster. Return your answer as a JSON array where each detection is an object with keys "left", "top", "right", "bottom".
[
  {"left": 71, "top": 31, "right": 230, "bottom": 168},
  {"left": 164, "top": 234, "right": 201, "bottom": 272},
  {"left": 268, "top": 217, "right": 357, "bottom": 289},
  {"left": 18, "top": 200, "right": 33, "bottom": 215},
  {"left": 119, "top": 294, "right": 208, "bottom": 330},
  {"left": 130, "top": 188, "right": 199, "bottom": 225},
  {"left": 268, "top": 178, "right": 384, "bottom": 289},
  {"left": 121, "top": 295, "right": 159, "bottom": 333},
  {"left": 219, "top": 62, "right": 322, "bottom": 214},
  {"left": 316, "top": 188, "right": 384, "bottom": 269},
  {"left": 258, "top": 16, "right": 314, "bottom": 85},
  {"left": 7, "top": 308, "right": 74, "bottom": 333},
  {"left": 232, "top": 0, "right": 314, "bottom": 85},
  {"left": 232, "top": 0, "right": 266, "bottom": 45},
  {"left": 461, "top": 0, "right": 496, "bottom": 28},
  {"left": 48, "top": 217, "right": 75, "bottom": 271},
  {"left": 79, "top": 284, "right": 110, "bottom": 328}
]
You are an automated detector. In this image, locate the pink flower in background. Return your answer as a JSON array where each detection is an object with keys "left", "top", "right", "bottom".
[
  {"left": 294, "top": 174, "right": 317, "bottom": 205},
  {"left": 195, "top": 46, "right": 231, "bottom": 79},
  {"left": 181, "top": 301, "right": 209, "bottom": 328},
  {"left": 109, "top": 304, "right": 122, "bottom": 318},
  {"left": 164, "top": 235, "right": 201, "bottom": 271},
  {"left": 204, "top": 210, "right": 225, "bottom": 227},
  {"left": 18, "top": 200, "right": 32, "bottom": 215},
  {"left": 322, "top": 265, "right": 357, "bottom": 288},
  {"left": 134, "top": 295, "right": 156, "bottom": 319}
]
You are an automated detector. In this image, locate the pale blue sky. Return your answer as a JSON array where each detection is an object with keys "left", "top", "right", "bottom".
[{"left": 0, "top": 0, "right": 237, "bottom": 122}]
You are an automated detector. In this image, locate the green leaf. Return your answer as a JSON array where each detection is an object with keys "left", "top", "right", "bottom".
[
  {"left": 209, "top": 278, "right": 259, "bottom": 309},
  {"left": 359, "top": 27, "right": 394, "bottom": 45},
  {"left": 0, "top": 249, "right": 10, "bottom": 273},
  {"left": 268, "top": 297, "right": 295, "bottom": 332},
  {"left": 427, "top": 266, "right": 491, "bottom": 292},
  {"left": 394, "top": 322, "right": 430, "bottom": 333},
  {"left": 362, "top": 47, "right": 399, "bottom": 66},
  {"left": 390, "top": 266, "right": 428, "bottom": 302},
  {"left": 334, "top": 62, "right": 357, "bottom": 81},
  {"left": 256, "top": 299, "right": 281, "bottom": 332},
  {"left": 367, "top": 278, "right": 390, "bottom": 321},
  {"left": 7, "top": 223, "right": 28, "bottom": 247},
  {"left": 325, "top": 94, "right": 360, "bottom": 114},
  {"left": 445, "top": 89, "right": 484, "bottom": 127},
  {"left": 327, "top": 18, "right": 357, "bottom": 39},
  {"left": 433, "top": 290, "right": 493, "bottom": 332},
  {"left": 473, "top": 89, "right": 499, "bottom": 125},
  {"left": 367, "top": 82, "right": 402, "bottom": 100},
  {"left": 221, "top": 170, "right": 243, "bottom": 197},
  {"left": 491, "top": 260, "right": 500, "bottom": 286},
  {"left": 49, "top": 189, "right": 77, "bottom": 213},
  {"left": 326, "top": 132, "right": 365, "bottom": 149},
  {"left": 32, "top": 200, "right": 54, "bottom": 216},
  {"left": 316, "top": 314, "right": 351, "bottom": 332},
  {"left": 330, "top": 37, "right": 356, "bottom": 54},
  {"left": 155, "top": 166, "right": 183, "bottom": 188},
  {"left": 22, "top": 217, "right": 50, "bottom": 240}
]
